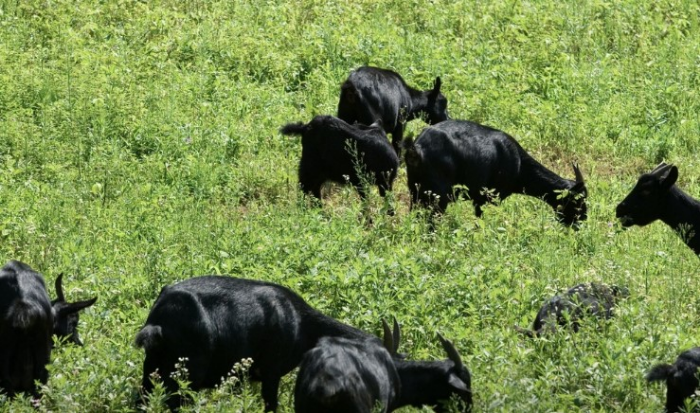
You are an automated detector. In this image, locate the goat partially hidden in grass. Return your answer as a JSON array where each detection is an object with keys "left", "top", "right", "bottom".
[
  {"left": 647, "top": 347, "right": 700, "bottom": 413},
  {"left": 514, "top": 283, "right": 629, "bottom": 337}
]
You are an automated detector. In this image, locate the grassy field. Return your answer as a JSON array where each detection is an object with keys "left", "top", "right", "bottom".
[{"left": 1, "top": 0, "right": 700, "bottom": 411}]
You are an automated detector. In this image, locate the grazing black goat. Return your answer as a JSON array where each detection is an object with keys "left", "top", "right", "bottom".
[
  {"left": 51, "top": 273, "right": 98, "bottom": 346},
  {"left": 0, "top": 260, "right": 97, "bottom": 397},
  {"left": 647, "top": 347, "right": 700, "bottom": 413},
  {"left": 389, "top": 322, "right": 472, "bottom": 412},
  {"left": 616, "top": 163, "right": 700, "bottom": 256},
  {"left": 337, "top": 66, "right": 448, "bottom": 156},
  {"left": 294, "top": 335, "right": 400, "bottom": 413},
  {"left": 404, "top": 120, "right": 588, "bottom": 227},
  {"left": 280, "top": 115, "right": 399, "bottom": 206},
  {"left": 294, "top": 318, "right": 472, "bottom": 413},
  {"left": 514, "top": 283, "right": 629, "bottom": 337},
  {"left": 135, "top": 276, "right": 378, "bottom": 412}
]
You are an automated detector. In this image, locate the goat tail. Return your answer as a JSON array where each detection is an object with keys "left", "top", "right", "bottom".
[
  {"left": 513, "top": 325, "right": 537, "bottom": 339},
  {"left": 135, "top": 325, "right": 163, "bottom": 352},
  {"left": 403, "top": 134, "right": 420, "bottom": 167},
  {"left": 8, "top": 299, "right": 44, "bottom": 330},
  {"left": 279, "top": 122, "right": 309, "bottom": 137},
  {"left": 646, "top": 363, "right": 674, "bottom": 382}
]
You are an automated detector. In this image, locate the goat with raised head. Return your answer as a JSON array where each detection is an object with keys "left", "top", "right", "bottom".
[
  {"left": 337, "top": 66, "right": 448, "bottom": 156},
  {"left": 616, "top": 163, "right": 700, "bottom": 256},
  {"left": 0, "top": 260, "right": 97, "bottom": 398},
  {"left": 280, "top": 115, "right": 399, "bottom": 208},
  {"left": 404, "top": 120, "right": 587, "bottom": 227},
  {"left": 647, "top": 347, "right": 700, "bottom": 413},
  {"left": 135, "top": 275, "right": 379, "bottom": 412},
  {"left": 514, "top": 283, "right": 629, "bottom": 338}
]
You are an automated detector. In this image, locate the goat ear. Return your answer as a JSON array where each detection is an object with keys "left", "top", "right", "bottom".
[
  {"left": 437, "top": 333, "right": 463, "bottom": 368},
  {"left": 56, "top": 297, "right": 97, "bottom": 317},
  {"left": 447, "top": 373, "right": 469, "bottom": 392},
  {"left": 646, "top": 364, "right": 674, "bottom": 382},
  {"left": 656, "top": 165, "right": 678, "bottom": 190},
  {"left": 54, "top": 273, "right": 65, "bottom": 302},
  {"left": 432, "top": 77, "right": 442, "bottom": 94},
  {"left": 570, "top": 181, "right": 587, "bottom": 197}
]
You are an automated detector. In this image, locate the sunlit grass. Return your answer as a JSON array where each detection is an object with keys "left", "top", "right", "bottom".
[{"left": 1, "top": 0, "right": 699, "bottom": 411}]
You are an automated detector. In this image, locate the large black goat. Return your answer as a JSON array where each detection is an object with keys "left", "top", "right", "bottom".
[
  {"left": 135, "top": 275, "right": 378, "bottom": 412},
  {"left": 647, "top": 347, "right": 700, "bottom": 413},
  {"left": 0, "top": 260, "right": 97, "bottom": 397},
  {"left": 404, "top": 120, "right": 588, "bottom": 227},
  {"left": 616, "top": 163, "right": 700, "bottom": 256},
  {"left": 514, "top": 283, "right": 629, "bottom": 338},
  {"left": 337, "top": 66, "right": 448, "bottom": 156},
  {"left": 294, "top": 318, "right": 472, "bottom": 413},
  {"left": 280, "top": 115, "right": 399, "bottom": 206}
]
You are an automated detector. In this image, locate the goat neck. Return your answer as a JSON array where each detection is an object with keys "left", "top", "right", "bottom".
[
  {"left": 518, "top": 155, "right": 575, "bottom": 207},
  {"left": 658, "top": 185, "right": 700, "bottom": 254}
]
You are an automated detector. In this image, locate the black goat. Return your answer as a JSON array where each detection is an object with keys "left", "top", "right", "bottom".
[
  {"left": 514, "top": 283, "right": 629, "bottom": 338},
  {"left": 337, "top": 66, "right": 448, "bottom": 156},
  {"left": 388, "top": 321, "right": 472, "bottom": 413},
  {"left": 647, "top": 347, "right": 700, "bottom": 413},
  {"left": 135, "top": 275, "right": 378, "bottom": 412},
  {"left": 280, "top": 115, "right": 399, "bottom": 206},
  {"left": 616, "top": 163, "right": 700, "bottom": 256},
  {"left": 404, "top": 120, "right": 588, "bottom": 227},
  {"left": 294, "top": 318, "right": 472, "bottom": 413},
  {"left": 51, "top": 273, "right": 98, "bottom": 346},
  {"left": 0, "top": 260, "right": 97, "bottom": 397},
  {"left": 294, "top": 335, "right": 400, "bottom": 413}
]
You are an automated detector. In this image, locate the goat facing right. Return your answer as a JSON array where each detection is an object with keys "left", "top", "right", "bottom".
[
  {"left": 404, "top": 119, "right": 587, "bottom": 227},
  {"left": 294, "top": 318, "right": 472, "bottom": 413}
]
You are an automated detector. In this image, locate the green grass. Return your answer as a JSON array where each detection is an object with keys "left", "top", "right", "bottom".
[{"left": 1, "top": 0, "right": 700, "bottom": 411}]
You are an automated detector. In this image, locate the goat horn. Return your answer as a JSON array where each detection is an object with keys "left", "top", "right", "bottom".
[
  {"left": 651, "top": 162, "right": 669, "bottom": 173},
  {"left": 55, "top": 273, "right": 65, "bottom": 302},
  {"left": 572, "top": 162, "right": 584, "bottom": 184},
  {"left": 437, "top": 333, "right": 463, "bottom": 368},
  {"left": 382, "top": 318, "right": 395, "bottom": 354},
  {"left": 392, "top": 316, "right": 401, "bottom": 353},
  {"left": 651, "top": 163, "right": 674, "bottom": 176}
]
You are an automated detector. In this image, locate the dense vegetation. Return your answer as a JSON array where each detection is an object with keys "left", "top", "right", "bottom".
[{"left": 1, "top": 0, "right": 699, "bottom": 411}]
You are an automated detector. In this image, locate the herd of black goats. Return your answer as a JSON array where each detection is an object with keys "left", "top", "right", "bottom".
[{"left": 2, "top": 66, "right": 700, "bottom": 412}]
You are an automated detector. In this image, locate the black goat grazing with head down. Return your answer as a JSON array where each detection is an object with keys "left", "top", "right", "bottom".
[
  {"left": 646, "top": 347, "right": 700, "bottom": 413},
  {"left": 514, "top": 283, "right": 629, "bottom": 338},
  {"left": 51, "top": 273, "right": 98, "bottom": 346},
  {"left": 0, "top": 260, "right": 97, "bottom": 398},
  {"left": 384, "top": 319, "right": 472, "bottom": 412},
  {"left": 616, "top": 163, "right": 700, "bottom": 257},
  {"left": 337, "top": 66, "right": 448, "bottom": 157},
  {"left": 135, "top": 275, "right": 380, "bottom": 412},
  {"left": 294, "top": 334, "right": 400, "bottom": 413},
  {"left": 404, "top": 119, "right": 587, "bottom": 228},
  {"left": 280, "top": 115, "right": 399, "bottom": 210}
]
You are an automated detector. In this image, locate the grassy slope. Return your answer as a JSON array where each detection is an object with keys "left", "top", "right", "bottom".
[{"left": 1, "top": 0, "right": 699, "bottom": 411}]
